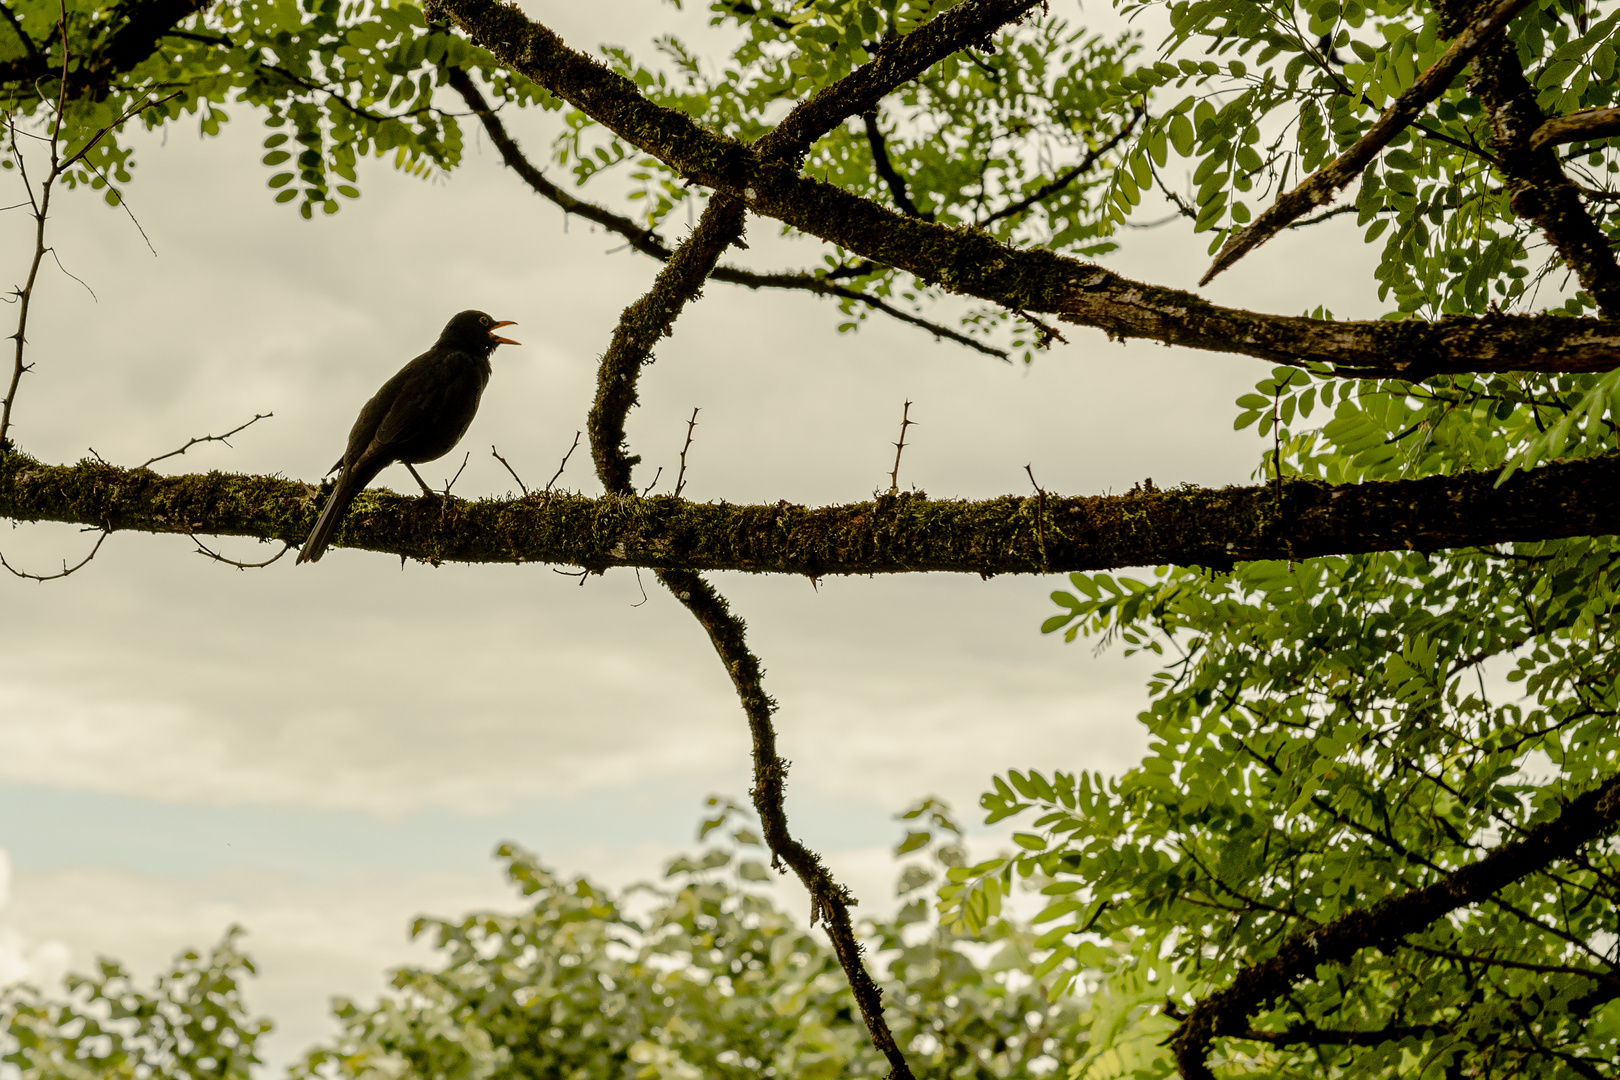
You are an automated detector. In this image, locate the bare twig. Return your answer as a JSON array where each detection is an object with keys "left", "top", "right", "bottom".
[
  {"left": 187, "top": 534, "right": 293, "bottom": 569},
  {"left": 544, "top": 430, "right": 581, "bottom": 495},
  {"left": 138, "top": 412, "right": 271, "bottom": 470},
  {"left": 442, "top": 450, "right": 470, "bottom": 496},
  {"left": 888, "top": 400, "right": 916, "bottom": 495},
  {"left": 674, "top": 407, "right": 699, "bottom": 498},
  {"left": 1025, "top": 463, "right": 1048, "bottom": 572},
  {"left": 0, "top": 1, "right": 67, "bottom": 451},
  {"left": 1011, "top": 308, "right": 1068, "bottom": 349},
  {"left": 0, "top": 525, "right": 108, "bottom": 580},
  {"left": 1272, "top": 388, "right": 1283, "bottom": 506},
  {"left": 491, "top": 444, "right": 529, "bottom": 496},
  {"left": 3, "top": 51, "right": 177, "bottom": 449},
  {"left": 639, "top": 465, "right": 663, "bottom": 496}
]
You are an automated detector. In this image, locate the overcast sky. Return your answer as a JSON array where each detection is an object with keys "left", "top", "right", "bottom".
[{"left": 0, "top": 0, "right": 1389, "bottom": 1068}]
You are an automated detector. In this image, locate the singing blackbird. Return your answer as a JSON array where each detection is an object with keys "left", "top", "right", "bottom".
[{"left": 296, "top": 309, "right": 520, "bottom": 564}]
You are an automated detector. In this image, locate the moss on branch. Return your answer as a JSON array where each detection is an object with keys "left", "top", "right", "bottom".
[{"left": 6, "top": 448, "right": 1620, "bottom": 574}]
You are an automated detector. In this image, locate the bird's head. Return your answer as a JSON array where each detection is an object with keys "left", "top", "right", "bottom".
[{"left": 440, "top": 310, "right": 520, "bottom": 352}]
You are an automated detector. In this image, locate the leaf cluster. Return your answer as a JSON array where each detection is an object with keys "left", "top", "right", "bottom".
[{"left": 0, "top": 927, "right": 271, "bottom": 1080}]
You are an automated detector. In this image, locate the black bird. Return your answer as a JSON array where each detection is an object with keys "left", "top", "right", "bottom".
[{"left": 297, "top": 310, "right": 519, "bottom": 564}]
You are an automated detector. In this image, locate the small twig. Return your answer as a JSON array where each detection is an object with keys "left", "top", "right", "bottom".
[
  {"left": 47, "top": 247, "right": 94, "bottom": 300},
  {"left": 490, "top": 444, "right": 529, "bottom": 495},
  {"left": 1025, "top": 464, "right": 1049, "bottom": 573},
  {"left": 442, "top": 451, "right": 470, "bottom": 496},
  {"left": 545, "top": 430, "right": 581, "bottom": 495},
  {"left": 639, "top": 465, "right": 664, "bottom": 496},
  {"left": 674, "top": 407, "right": 700, "bottom": 498},
  {"left": 1011, "top": 307, "right": 1068, "bottom": 350},
  {"left": 888, "top": 400, "right": 916, "bottom": 495},
  {"left": 552, "top": 566, "right": 590, "bottom": 585},
  {"left": 0, "top": 526, "right": 109, "bottom": 581},
  {"left": 631, "top": 566, "right": 649, "bottom": 607},
  {"left": 1272, "top": 388, "right": 1283, "bottom": 507},
  {"left": 138, "top": 412, "right": 271, "bottom": 470},
  {"left": 187, "top": 534, "right": 293, "bottom": 570},
  {"left": 1, "top": 68, "right": 180, "bottom": 449}
]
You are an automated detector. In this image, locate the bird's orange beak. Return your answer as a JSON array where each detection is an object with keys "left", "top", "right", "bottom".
[{"left": 488, "top": 320, "right": 520, "bottom": 346}]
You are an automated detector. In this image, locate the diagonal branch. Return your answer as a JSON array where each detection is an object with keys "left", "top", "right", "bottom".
[
  {"left": 1468, "top": 19, "right": 1620, "bottom": 316},
  {"left": 863, "top": 111, "right": 929, "bottom": 219},
  {"left": 587, "top": 196, "right": 747, "bottom": 493},
  {"left": 448, "top": 68, "right": 1001, "bottom": 356},
  {"left": 753, "top": 0, "right": 1041, "bottom": 162},
  {"left": 0, "top": 1, "right": 41, "bottom": 65},
  {"left": 978, "top": 107, "right": 1143, "bottom": 228},
  {"left": 0, "top": 0, "right": 211, "bottom": 101},
  {"left": 1531, "top": 106, "right": 1620, "bottom": 151},
  {"left": 9, "top": 449, "right": 1620, "bottom": 574},
  {"left": 425, "top": 0, "right": 1620, "bottom": 380},
  {"left": 1170, "top": 768, "right": 1620, "bottom": 1080},
  {"left": 583, "top": 195, "right": 916, "bottom": 1077},
  {"left": 1199, "top": 0, "right": 1535, "bottom": 285},
  {"left": 655, "top": 567, "right": 915, "bottom": 1080}
]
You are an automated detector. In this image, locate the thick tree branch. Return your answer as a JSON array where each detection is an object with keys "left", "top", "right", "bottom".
[
  {"left": 1199, "top": 0, "right": 1535, "bottom": 284},
  {"left": 1470, "top": 31, "right": 1620, "bottom": 316},
  {"left": 9, "top": 449, "right": 1620, "bottom": 574},
  {"left": 1531, "top": 106, "right": 1620, "bottom": 151},
  {"left": 0, "top": 2, "right": 41, "bottom": 66},
  {"left": 587, "top": 196, "right": 747, "bottom": 493},
  {"left": 751, "top": 0, "right": 1040, "bottom": 162},
  {"left": 425, "top": 0, "right": 1620, "bottom": 379},
  {"left": 1171, "top": 769, "right": 1620, "bottom": 1080},
  {"left": 1237, "top": 1019, "right": 1443, "bottom": 1047},
  {"left": 0, "top": 0, "right": 210, "bottom": 101},
  {"left": 447, "top": 68, "right": 1001, "bottom": 357}
]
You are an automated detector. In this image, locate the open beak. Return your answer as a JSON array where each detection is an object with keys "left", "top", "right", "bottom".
[{"left": 488, "top": 320, "right": 520, "bottom": 346}]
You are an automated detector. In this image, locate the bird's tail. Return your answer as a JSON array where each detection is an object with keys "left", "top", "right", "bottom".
[{"left": 297, "top": 466, "right": 375, "bottom": 564}]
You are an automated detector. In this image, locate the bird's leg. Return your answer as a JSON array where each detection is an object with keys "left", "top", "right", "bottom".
[{"left": 405, "top": 463, "right": 436, "bottom": 498}]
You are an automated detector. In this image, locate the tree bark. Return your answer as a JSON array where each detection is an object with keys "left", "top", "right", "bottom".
[{"left": 7, "top": 449, "right": 1620, "bottom": 575}]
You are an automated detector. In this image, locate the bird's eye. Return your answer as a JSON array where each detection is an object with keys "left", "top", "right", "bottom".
[{"left": 480, "top": 316, "right": 490, "bottom": 326}]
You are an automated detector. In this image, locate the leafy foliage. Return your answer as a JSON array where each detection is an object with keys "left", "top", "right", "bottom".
[
  {"left": 295, "top": 796, "right": 1088, "bottom": 1080},
  {"left": 0, "top": 800, "right": 1094, "bottom": 1080},
  {"left": 0, "top": 928, "right": 271, "bottom": 1080}
]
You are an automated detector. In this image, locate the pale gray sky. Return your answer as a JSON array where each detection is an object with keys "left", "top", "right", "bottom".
[{"left": 0, "top": 0, "right": 1387, "bottom": 1068}]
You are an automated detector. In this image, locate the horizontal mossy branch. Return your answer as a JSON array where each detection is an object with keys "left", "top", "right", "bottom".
[
  {"left": 425, "top": 0, "right": 1620, "bottom": 380},
  {"left": 6, "top": 448, "right": 1620, "bottom": 574}
]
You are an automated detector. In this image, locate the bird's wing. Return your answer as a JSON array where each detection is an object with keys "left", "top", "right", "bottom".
[{"left": 370, "top": 350, "right": 480, "bottom": 453}]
